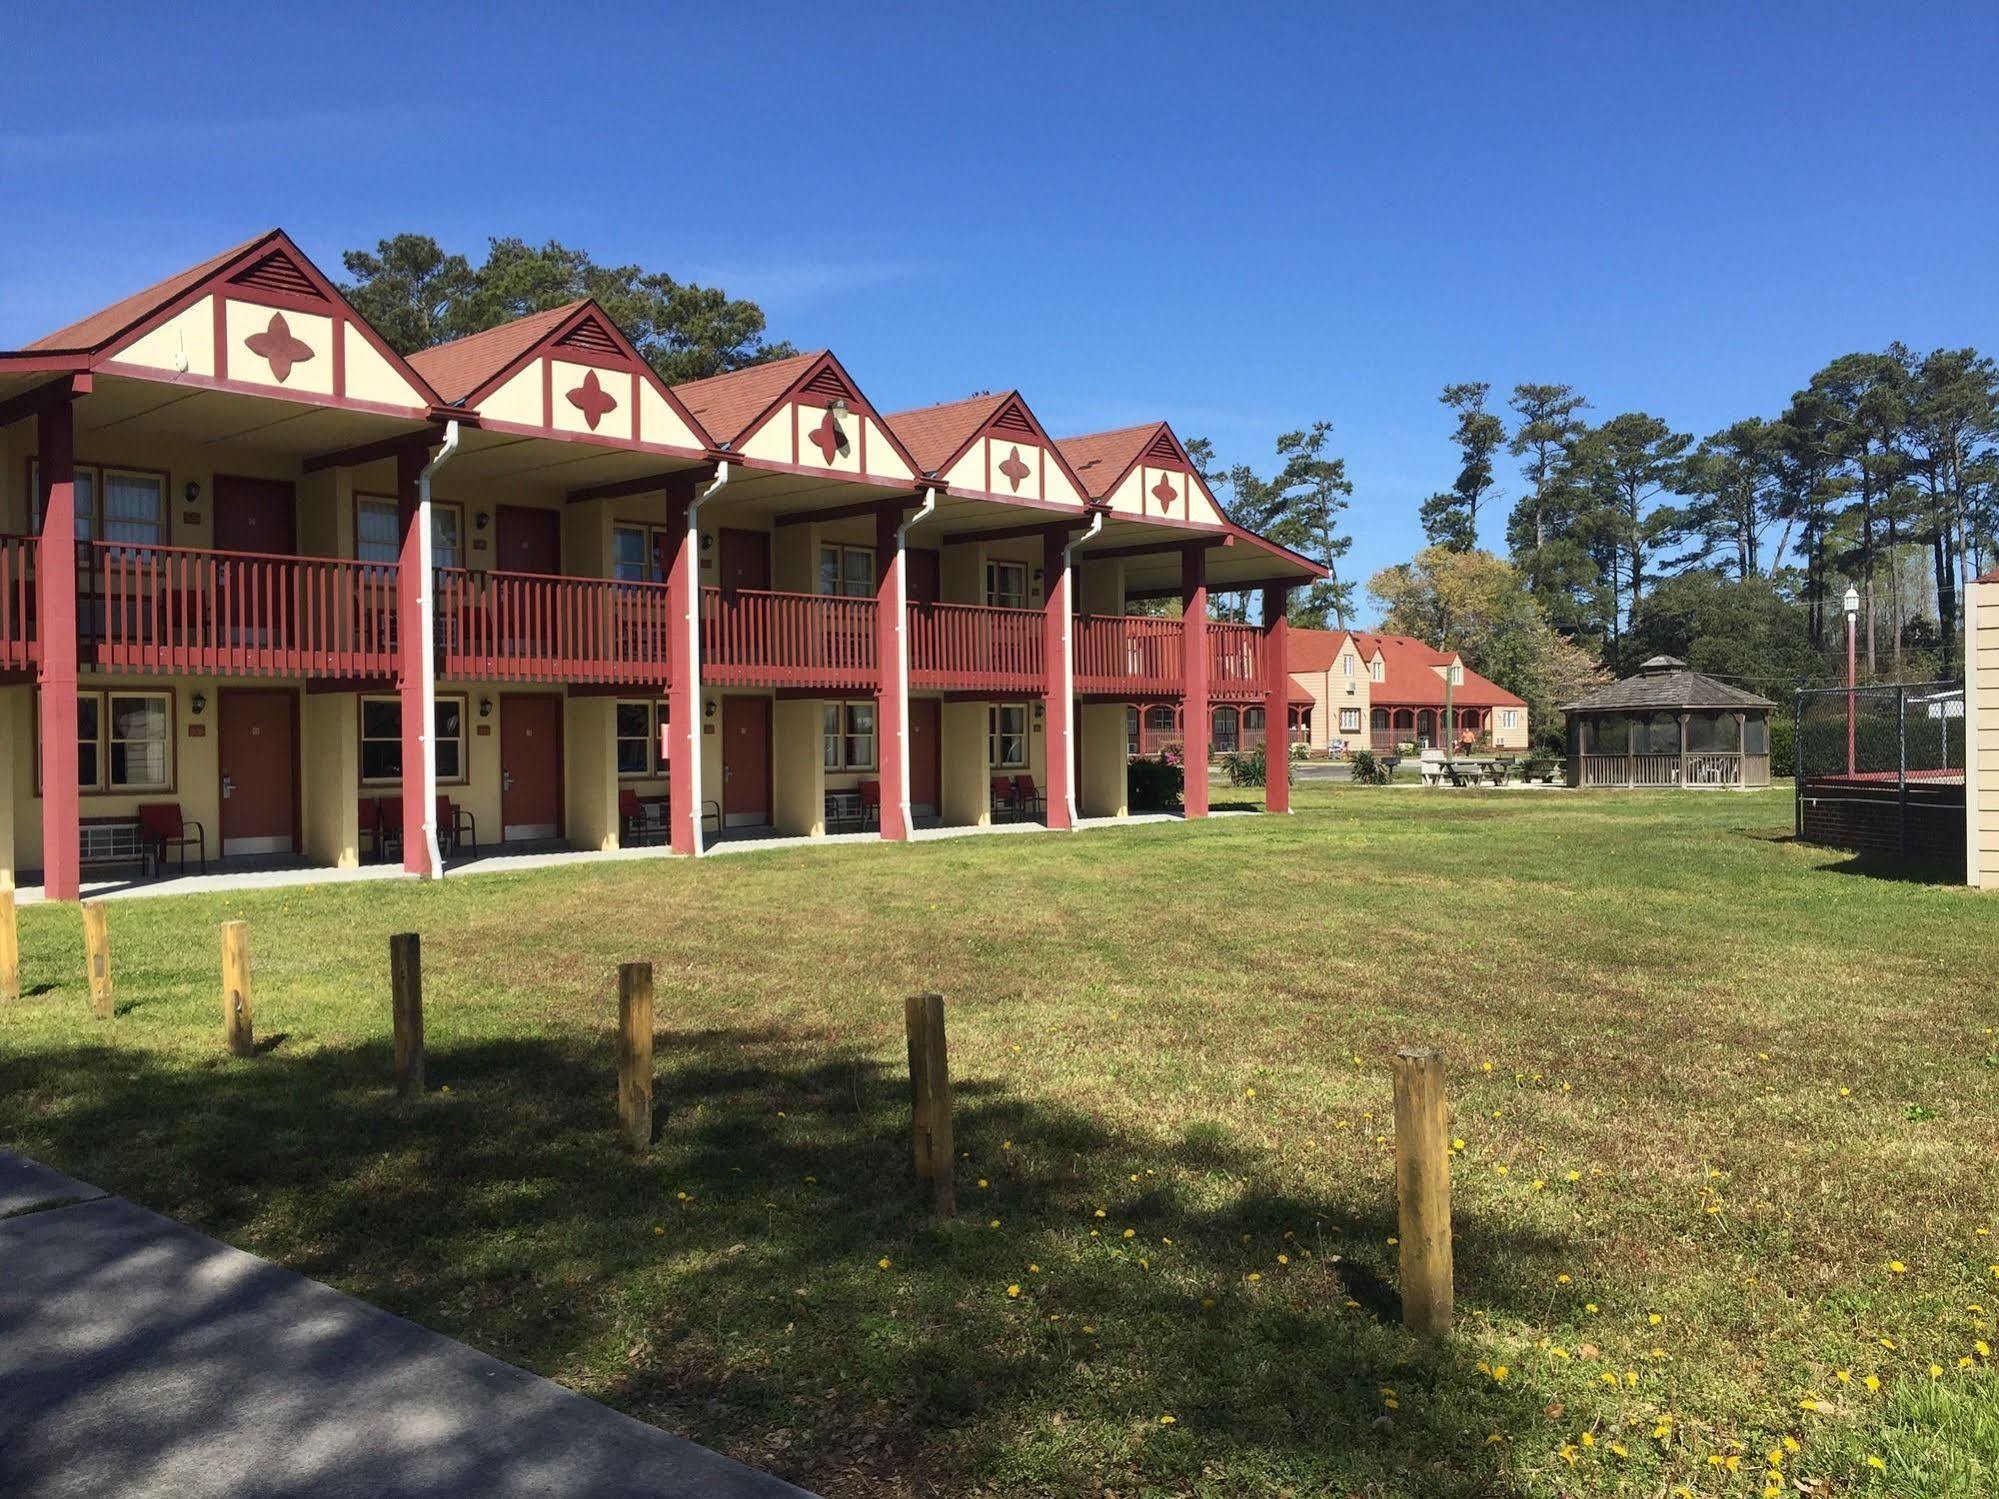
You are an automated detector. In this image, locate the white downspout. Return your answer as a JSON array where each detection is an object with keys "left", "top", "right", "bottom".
[
  {"left": 685, "top": 462, "right": 730, "bottom": 856},
  {"left": 416, "top": 420, "right": 461, "bottom": 878},
  {"left": 893, "top": 487, "right": 938, "bottom": 834},
  {"left": 1059, "top": 511, "right": 1105, "bottom": 827}
]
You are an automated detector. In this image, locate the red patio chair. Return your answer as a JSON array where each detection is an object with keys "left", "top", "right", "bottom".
[
  {"left": 858, "top": 779, "right": 881, "bottom": 830},
  {"left": 1012, "top": 775, "right": 1045, "bottom": 820},
  {"left": 137, "top": 802, "right": 206, "bottom": 876},
  {"left": 357, "top": 797, "right": 381, "bottom": 862},
  {"left": 991, "top": 777, "right": 1019, "bottom": 823},
  {"left": 377, "top": 796, "right": 405, "bottom": 863},
  {"left": 436, "top": 794, "right": 476, "bottom": 855}
]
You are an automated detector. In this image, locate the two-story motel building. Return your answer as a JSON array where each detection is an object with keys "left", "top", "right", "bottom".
[{"left": 0, "top": 231, "right": 1323, "bottom": 900}]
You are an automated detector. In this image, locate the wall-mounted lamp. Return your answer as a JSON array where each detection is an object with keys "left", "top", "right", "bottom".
[
  {"left": 479, "top": 697, "right": 493, "bottom": 719},
  {"left": 183, "top": 480, "right": 202, "bottom": 507},
  {"left": 700, "top": 533, "right": 713, "bottom": 552},
  {"left": 704, "top": 700, "right": 717, "bottom": 719},
  {"left": 190, "top": 691, "right": 206, "bottom": 715},
  {"left": 475, "top": 512, "right": 490, "bottom": 532},
  {"left": 830, "top": 397, "right": 850, "bottom": 418}
]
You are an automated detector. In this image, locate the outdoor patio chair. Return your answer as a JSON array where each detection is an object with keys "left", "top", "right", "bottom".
[
  {"left": 858, "top": 779, "right": 882, "bottom": 830},
  {"left": 357, "top": 797, "right": 382, "bottom": 862},
  {"left": 436, "top": 794, "right": 477, "bottom": 854},
  {"left": 991, "top": 777, "right": 1020, "bottom": 823},
  {"left": 137, "top": 802, "right": 206, "bottom": 876},
  {"left": 1012, "top": 775, "right": 1046, "bottom": 819},
  {"left": 377, "top": 796, "right": 405, "bottom": 864},
  {"left": 620, "top": 789, "right": 667, "bottom": 847}
]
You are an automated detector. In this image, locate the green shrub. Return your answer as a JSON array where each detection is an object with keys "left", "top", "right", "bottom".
[
  {"left": 1128, "top": 753, "right": 1184, "bottom": 810},
  {"left": 1349, "top": 749, "right": 1393, "bottom": 786},
  {"left": 1221, "top": 746, "right": 1295, "bottom": 789},
  {"left": 1769, "top": 714, "right": 1794, "bottom": 778}
]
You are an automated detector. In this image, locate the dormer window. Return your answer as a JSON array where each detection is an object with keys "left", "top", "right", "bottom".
[
  {"left": 1370, "top": 658, "right": 1384, "bottom": 683},
  {"left": 1449, "top": 663, "right": 1463, "bottom": 685}
]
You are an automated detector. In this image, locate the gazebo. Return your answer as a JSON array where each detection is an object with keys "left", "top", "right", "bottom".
[{"left": 1562, "top": 656, "right": 1776, "bottom": 789}]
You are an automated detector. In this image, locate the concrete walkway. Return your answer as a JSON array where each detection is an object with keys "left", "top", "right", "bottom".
[{"left": 0, "top": 1152, "right": 811, "bottom": 1498}]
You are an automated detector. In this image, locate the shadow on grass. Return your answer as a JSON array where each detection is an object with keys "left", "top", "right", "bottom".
[{"left": 2, "top": 1027, "right": 1573, "bottom": 1497}]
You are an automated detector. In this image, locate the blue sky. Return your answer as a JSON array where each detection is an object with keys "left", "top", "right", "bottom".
[{"left": 4, "top": 3, "right": 1993, "bottom": 623}]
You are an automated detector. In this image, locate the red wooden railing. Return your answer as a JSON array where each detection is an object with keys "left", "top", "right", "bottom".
[
  {"left": 1208, "top": 621, "right": 1266, "bottom": 699},
  {"left": 88, "top": 542, "right": 399, "bottom": 677},
  {"left": 437, "top": 569, "right": 674, "bottom": 684},
  {"left": 1074, "top": 614, "right": 1182, "bottom": 696},
  {"left": 908, "top": 601, "right": 1042, "bottom": 692},
  {"left": 0, "top": 534, "right": 35, "bottom": 669},
  {"left": 702, "top": 587, "right": 877, "bottom": 690}
]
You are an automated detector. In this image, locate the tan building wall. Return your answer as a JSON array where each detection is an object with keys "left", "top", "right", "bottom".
[{"left": 1968, "top": 577, "right": 1997, "bottom": 888}]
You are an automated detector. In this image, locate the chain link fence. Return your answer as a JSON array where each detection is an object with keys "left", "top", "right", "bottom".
[{"left": 1794, "top": 681, "right": 1964, "bottom": 863}]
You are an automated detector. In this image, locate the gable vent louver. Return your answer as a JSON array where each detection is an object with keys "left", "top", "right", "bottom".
[
  {"left": 230, "top": 250, "right": 324, "bottom": 302},
  {"left": 990, "top": 399, "right": 1036, "bottom": 436},
  {"left": 557, "top": 317, "right": 621, "bottom": 356},
  {"left": 801, "top": 364, "right": 856, "bottom": 403},
  {"left": 1143, "top": 427, "right": 1184, "bottom": 466}
]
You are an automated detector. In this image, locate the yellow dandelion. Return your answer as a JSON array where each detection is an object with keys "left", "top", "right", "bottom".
[
  {"left": 1835, "top": 1369, "right": 1851, "bottom": 1383},
  {"left": 989, "top": 1219, "right": 1000, "bottom": 1229},
  {"left": 1863, "top": 1374, "right": 1881, "bottom": 1392},
  {"left": 1492, "top": 1364, "right": 1509, "bottom": 1383},
  {"left": 877, "top": 1257, "right": 891, "bottom": 1270},
  {"left": 1122, "top": 1228, "right": 1135, "bottom": 1240},
  {"left": 1006, "top": 1284, "right": 1021, "bottom": 1298},
  {"left": 1930, "top": 1363, "right": 1945, "bottom": 1378},
  {"left": 1889, "top": 1260, "right": 1906, "bottom": 1274},
  {"left": 1556, "top": 1273, "right": 1571, "bottom": 1284},
  {"left": 977, "top": 1178, "right": 989, "bottom": 1189},
  {"left": 1649, "top": 1312, "right": 1663, "bottom": 1325},
  {"left": 1277, "top": 1253, "right": 1289, "bottom": 1265},
  {"left": 1867, "top": 1455, "right": 1886, "bottom": 1471},
  {"left": 1608, "top": 1442, "right": 1628, "bottom": 1458},
  {"left": 1585, "top": 1302, "right": 1599, "bottom": 1313},
  {"left": 1158, "top": 1414, "right": 1176, "bottom": 1425}
]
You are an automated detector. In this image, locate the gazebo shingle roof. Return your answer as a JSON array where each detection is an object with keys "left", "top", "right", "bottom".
[{"left": 1562, "top": 656, "right": 1775, "bottom": 713}]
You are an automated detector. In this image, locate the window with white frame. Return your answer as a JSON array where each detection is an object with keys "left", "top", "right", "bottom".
[
  {"left": 822, "top": 701, "right": 876, "bottom": 770},
  {"left": 356, "top": 497, "right": 463, "bottom": 567},
  {"left": 361, "top": 696, "right": 467, "bottom": 784},
  {"left": 53, "top": 690, "right": 171, "bottom": 793},
  {"left": 1370, "top": 657, "right": 1384, "bottom": 682},
  {"left": 1341, "top": 653, "right": 1355, "bottom": 677},
  {"left": 985, "top": 559, "right": 1028, "bottom": 609},
  {"left": 818, "top": 545, "right": 873, "bottom": 598},
  {"left": 616, "top": 701, "right": 661, "bottom": 775},
  {"left": 613, "top": 525, "right": 669, "bottom": 584},
  {"left": 1449, "top": 662, "right": 1463, "bottom": 685},
  {"left": 1340, "top": 707, "right": 1361, "bottom": 732},
  {"left": 1501, "top": 708, "right": 1519, "bottom": 730},
  {"left": 31, "top": 463, "right": 163, "bottom": 545},
  {"left": 989, "top": 703, "right": 1027, "bottom": 768}
]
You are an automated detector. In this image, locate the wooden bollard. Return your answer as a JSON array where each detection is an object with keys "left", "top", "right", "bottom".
[
  {"left": 617, "top": 962, "right": 654, "bottom": 1152},
  {"left": 390, "top": 933, "right": 424, "bottom": 1097},
  {"left": 1, "top": 885, "right": 19, "bottom": 1003},
  {"left": 903, "top": 993, "right": 955, "bottom": 1218},
  {"left": 81, "top": 901, "right": 113, "bottom": 1019},
  {"left": 221, "top": 920, "right": 254, "bottom": 1057},
  {"left": 1392, "top": 1047, "right": 1453, "bottom": 1335}
]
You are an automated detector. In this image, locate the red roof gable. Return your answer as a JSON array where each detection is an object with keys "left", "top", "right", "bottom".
[
  {"left": 886, "top": 392, "right": 1011, "bottom": 475},
  {"left": 670, "top": 350, "right": 825, "bottom": 447},
  {"left": 406, "top": 302, "right": 583, "bottom": 405},
  {"left": 1349, "top": 631, "right": 1525, "bottom": 708},
  {"left": 1053, "top": 423, "right": 1167, "bottom": 501},
  {"left": 24, "top": 232, "right": 278, "bottom": 353}
]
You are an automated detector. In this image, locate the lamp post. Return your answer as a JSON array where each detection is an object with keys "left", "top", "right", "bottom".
[{"left": 1844, "top": 585, "right": 1860, "bottom": 776}]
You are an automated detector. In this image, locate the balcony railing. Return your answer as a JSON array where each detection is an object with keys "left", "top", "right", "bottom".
[
  {"left": 1074, "top": 614, "right": 1182, "bottom": 696},
  {"left": 908, "top": 601, "right": 1042, "bottom": 692},
  {"left": 437, "top": 569, "right": 674, "bottom": 685},
  {"left": 1207, "top": 622, "right": 1266, "bottom": 700},
  {"left": 1, "top": 534, "right": 35, "bottom": 670},
  {"left": 87, "top": 542, "right": 399, "bottom": 678},
  {"left": 702, "top": 587, "right": 877, "bottom": 691}
]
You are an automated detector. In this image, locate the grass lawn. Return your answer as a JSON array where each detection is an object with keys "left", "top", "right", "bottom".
[{"left": 4, "top": 785, "right": 1997, "bottom": 1497}]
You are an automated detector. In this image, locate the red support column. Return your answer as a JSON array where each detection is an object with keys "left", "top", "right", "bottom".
[
  {"left": 395, "top": 447, "right": 433, "bottom": 876},
  {"left": 1042, "top": 525, "right": 1075, "bottom": 829},
  {"left": 36, "top": 402, "right": 80, "bottom": 901},
  {"left": 1261, "top": 584, "right": 1292, "bottom": 815},
  {"left": 874, "top": 504, "right": 910, "bottom": 841},
  {"left": 662, "top": 481, "right": 700, "bottom": 855},
  {"left": 1181, "top": 544, "right": 1209, "bottom": 819}
]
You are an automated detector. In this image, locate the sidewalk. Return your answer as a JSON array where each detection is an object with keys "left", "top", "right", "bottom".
[{"left": 0, "top": 1152, "right": 812, "bottom": 1498}]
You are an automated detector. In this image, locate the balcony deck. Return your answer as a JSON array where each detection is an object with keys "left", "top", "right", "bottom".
[
  {"left": 1, "top": 535, "right": 36, "bottom": 673},
  {"left": 702, "top": 587, "right": 878, "bottom": 692},
  {"left": 438, "top": 569, "right": 673, "bottom": 686},
  {"left": 909, "top": 601, "right": 1042, "bottom": 694}
]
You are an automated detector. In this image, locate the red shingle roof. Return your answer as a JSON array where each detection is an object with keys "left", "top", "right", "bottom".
[
  {"left": 406, "top": 302, "right": 582, "bottom": 405},
  {"left": 1286, "top": 629, "right": 1353, "bottom": 674},
  {"left": 671, "top": 350, "right": 824, "bottom": 447},
  {"left": 24, "top": 231, "right": 279, "bottom": 353},
  {"left": 1348, "top": 630, "right": 1525, "bottom": 708},
  {"left": 886, "top": 392, "right": 1011, "bottom": 476},
  {"left": 1053, "top": 424, "right": 1161, "bottom": 501}
]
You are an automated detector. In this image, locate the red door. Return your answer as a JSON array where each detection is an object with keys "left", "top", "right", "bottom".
[
  {"left": 909, "top": 697, "right": 941, "bottom": 813},
  {"left": 907, "top": 548, "right": 941, "bottom": 606},
  {"left": 218, "top": 689, "right": 296, "bottom": 855},
  {"left": 722, "top": 696, "right": 770, "bottom": 823},
  {"left": 213, "top": 477, "right": 297, "bottom": 555},
  {"left": 718, "top": 529, "right": 770, "bottom": 594},
  {"left": 500, "top": 695, "right": 563, "bottom": 840},
  {"left": 496, "top": 506, "right": 562, "bottom": 574}
]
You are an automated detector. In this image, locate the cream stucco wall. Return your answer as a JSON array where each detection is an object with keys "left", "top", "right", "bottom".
[
  {"left": 0, "top": 686, "right": 19, "bottom": 888},
  {"left": 302, "top": 692, "right": 360, "bottom": 868},
  {"left": 565, "top": 697, "right": 619, "bottom": 852},
  {"left": 1079, "top": 701, "right": 1128, "bottom": 818}
]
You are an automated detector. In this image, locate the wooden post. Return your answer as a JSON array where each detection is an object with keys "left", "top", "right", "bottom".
[
  {"left": 1392, "top": 1047, "right": 1453, "bottom": 1335},
  {"left": 1, "top": 885, "right": 18, "bottom": 1002},
  {"left": 81, "top": 900, "right": 112, "bottom": 1018},
  {"left": 617, "top": 962, "right": 654, "bottom": 1152},
  {"left": 391, "top": 932, "right": 424, "bottom": 1097},
  {"left": 903, "top": 992, "right": 955, "bottom": 1217},
  {"left": 221, "top": 920, "right": 253, "bottom": 1057}
]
